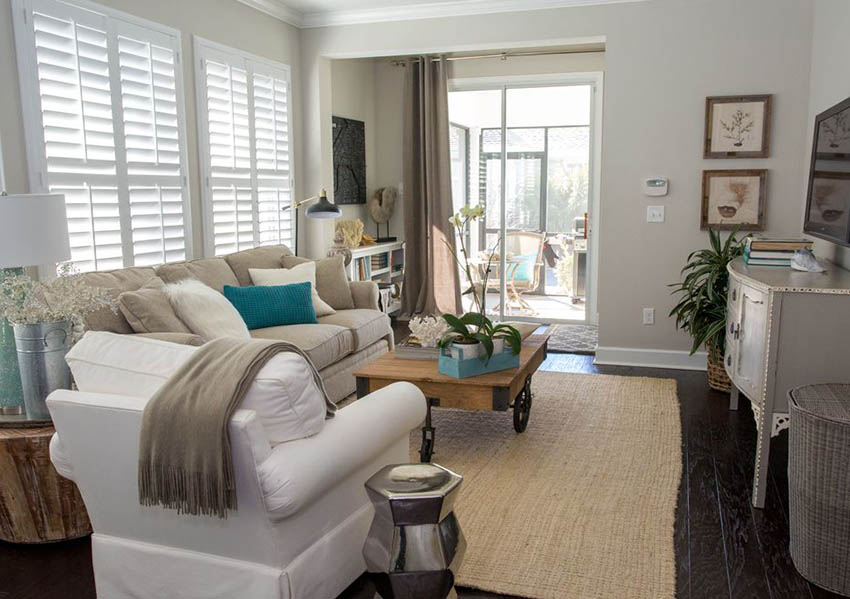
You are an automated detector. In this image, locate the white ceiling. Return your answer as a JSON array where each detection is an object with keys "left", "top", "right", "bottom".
[{"left": 237, "top": 0, "right": 647, "bottom": 29}]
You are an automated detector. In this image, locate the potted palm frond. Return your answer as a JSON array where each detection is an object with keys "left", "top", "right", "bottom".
[{"left": 669, "top": 228, "right": 747, "bottom": 392}]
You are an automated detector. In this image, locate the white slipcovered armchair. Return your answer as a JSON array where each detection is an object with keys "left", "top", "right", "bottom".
[{"left": 48, "top": 380, "right": 425, "bottom": 598}]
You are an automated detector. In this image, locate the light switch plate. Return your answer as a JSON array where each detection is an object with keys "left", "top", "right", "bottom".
[{"left": 647, "top": 205, "right": 665, "bottom": 223}]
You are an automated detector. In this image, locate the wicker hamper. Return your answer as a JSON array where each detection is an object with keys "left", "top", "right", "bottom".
[{"left": 788, "top": 383, "right": 850, "bottom": 597}]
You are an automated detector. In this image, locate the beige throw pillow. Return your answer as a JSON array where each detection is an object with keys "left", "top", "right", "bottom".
[
  {"left": 163, "top": 279, "right": 250, "bottom": 341},
  {"left": 118, "top": 277, "right": 192, "bottom": 334},
  {"left": 249, "top": 263, "right": 336, "bottom": 317},
  {"left": 281, "top": 255, "right": 354, "bottom": 310}
]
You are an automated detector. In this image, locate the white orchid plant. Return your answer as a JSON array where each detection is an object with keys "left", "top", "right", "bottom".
[
  {"left": 438, "top": 205, "right": 522, "bottom": 361},
  {"left": 0, "top": 263, "right": 116, "bottom": 327}
]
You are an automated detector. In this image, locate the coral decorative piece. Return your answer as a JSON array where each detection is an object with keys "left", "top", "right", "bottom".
[
  {"left": 335, "top": 219, "right": 365, "bottom": 249},
  {"left": 408, "top": 316, "right": 448, "bottom": 348}
]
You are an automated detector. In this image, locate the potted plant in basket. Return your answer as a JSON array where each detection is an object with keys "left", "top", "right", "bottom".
[
  {"left": 669, "top": 228, "right": 747, "bottom": 392},
  {"left": 0, "top": 264, "right": 115, "bottom": 419},
  {"left": 437, "top": 206, "right": 522, "bottom": 367}
]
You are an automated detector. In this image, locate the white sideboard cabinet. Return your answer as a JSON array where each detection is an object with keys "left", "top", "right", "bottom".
[{"left": 725, "top": 257, "right": 850, "bottom": 508}]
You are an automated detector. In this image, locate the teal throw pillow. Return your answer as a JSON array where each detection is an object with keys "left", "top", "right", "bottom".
[
  {"left": 223, "top": 282, "right": 317, "bottom": 330},
  {"left": 511, "top": 252, "right": 538, "bottom": 282}
]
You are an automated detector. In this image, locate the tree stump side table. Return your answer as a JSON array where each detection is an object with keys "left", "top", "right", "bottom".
[{"left": 0, "top": 426, "right": 91, "bottom": 543}]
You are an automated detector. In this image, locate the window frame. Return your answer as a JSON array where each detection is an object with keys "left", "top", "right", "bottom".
[
  {"left": 193, "top": 36, "right": 296, "bottom": 258},
  {"left": 12, "top": 0, "right": 194, "bottom": 269}
]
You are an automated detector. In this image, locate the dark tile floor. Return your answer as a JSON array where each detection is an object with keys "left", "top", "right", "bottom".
[{"left": 1, "top": 352, "right": 842, "bottom": 599}]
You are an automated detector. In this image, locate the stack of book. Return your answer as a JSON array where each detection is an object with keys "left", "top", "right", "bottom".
[
  {"left": 370, "top": 254, "right": 389, "bottom": 270},
  {"left": 744, "top": 238, "right": 813, "bottom": 266}
]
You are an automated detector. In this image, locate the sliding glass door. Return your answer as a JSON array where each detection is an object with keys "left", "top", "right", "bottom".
[{"left": 448, "top": 77, "right": 600, "bottom": 324}]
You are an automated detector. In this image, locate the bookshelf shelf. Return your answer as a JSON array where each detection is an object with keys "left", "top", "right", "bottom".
[{"left": 346, "top": 241, "right": 405, "bottom": 315}]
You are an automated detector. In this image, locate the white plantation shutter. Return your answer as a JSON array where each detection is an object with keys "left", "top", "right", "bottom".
[
  {"left": 195, "top": 39, "right": 294, "bottom": 257},
  {"left": 13, "top": 0, "right": 192, "bottom": 271}
]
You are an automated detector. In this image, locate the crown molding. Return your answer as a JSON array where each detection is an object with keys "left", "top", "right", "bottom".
[
  {"left": 301, "top": 0, "right": 648, "bottom": 28},
  {"left": 236, "top": 0, "right": 305, "bottom": 28}
]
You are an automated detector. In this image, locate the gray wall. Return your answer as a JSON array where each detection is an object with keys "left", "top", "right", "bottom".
[
  {"left": 300, "top": 0, "right": 815, "bottom": 357},
  {"left": 805, "top": 0, "right": 850, "bottom": 269},
  {"left": 0, "top": 0, "right": 302, "bottom": 257}
]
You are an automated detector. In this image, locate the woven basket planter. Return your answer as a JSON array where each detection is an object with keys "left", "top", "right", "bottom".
[
  {"left": 706, "top": 346, "right": 731, "bottom": 393},
  {"left": 789, "top": 384, "right": 850, "bottom": 596}
]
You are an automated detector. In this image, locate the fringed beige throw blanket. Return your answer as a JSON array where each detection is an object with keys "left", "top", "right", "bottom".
[{"left": 139, "top": 338, "right": 335, "bottom": 518}]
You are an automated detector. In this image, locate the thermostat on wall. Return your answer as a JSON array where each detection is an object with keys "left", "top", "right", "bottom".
[{"left": 644, "top": 178, "right": 668, "bottom": 196}]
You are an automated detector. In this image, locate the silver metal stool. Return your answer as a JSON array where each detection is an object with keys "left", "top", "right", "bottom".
[{"left": 363, "top": 463, "right": 465, "bottom": 599}]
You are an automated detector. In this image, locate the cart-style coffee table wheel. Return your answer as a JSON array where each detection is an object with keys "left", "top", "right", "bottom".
[
  {"left": 420, "top": 429, "right": 434, "bottom": 463},
  {"left": 513, "top": 375, "right": 533, "bottom": 433}
]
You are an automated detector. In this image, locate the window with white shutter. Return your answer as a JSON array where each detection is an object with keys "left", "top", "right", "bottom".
[
  {"left": 194, "top": 38, "right": 294, "bottom": 257},
  {"left": 13, "top": 0, "right": 192, "bottom": 271}
]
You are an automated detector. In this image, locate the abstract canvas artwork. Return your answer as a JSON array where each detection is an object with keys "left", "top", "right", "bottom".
[
  {"left": 704, "top": 95, "right": 772, "bottom": 158},
  {"left": 701, "top": 169, "right": 767, "bottom": 230},
  {"left": 332, "top": 116, "right": 366, "bottom": 205}
]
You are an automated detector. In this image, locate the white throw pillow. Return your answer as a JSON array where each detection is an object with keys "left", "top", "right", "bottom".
[
  {"left": 163, "top": 279, "right": 250, "bottom": 341},
  {"left": 66, "top": 332, "right": 327, "bottom": 444},
  {"left": 249, "top": 263, "right": 335, "bottom": 317}
]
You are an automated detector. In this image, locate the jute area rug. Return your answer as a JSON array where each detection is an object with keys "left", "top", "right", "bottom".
[{"left": 408, "top": 371, "right": 681, "bottom": 599}]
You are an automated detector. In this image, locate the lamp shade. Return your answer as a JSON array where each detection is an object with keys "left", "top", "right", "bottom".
[
  {"left": 306, "top": 191, "right": 342, "bottom": 219},
  {"left": 0, "top": 194, "right": 70, "bottom": 268}
]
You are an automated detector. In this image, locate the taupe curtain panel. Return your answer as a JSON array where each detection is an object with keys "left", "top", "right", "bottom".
[{"left": 401, "top": 55, "right": 462, "bottom": 317}]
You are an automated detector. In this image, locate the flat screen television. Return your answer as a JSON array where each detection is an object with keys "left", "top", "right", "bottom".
[{"left": 804, "top": 96, "right": 850, "bottom": 247}]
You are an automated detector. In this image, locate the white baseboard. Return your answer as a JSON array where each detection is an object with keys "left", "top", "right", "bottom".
[{"left": 594, "top": 346, "right": 707, "bottom": 371}]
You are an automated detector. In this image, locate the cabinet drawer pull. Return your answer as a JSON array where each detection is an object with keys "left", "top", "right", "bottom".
[
  {"left": 731, "top": 288, "right": 737, "bottom": 301},
  {"left": 727, "top": 355, "right": 732, "bottom": 367}
]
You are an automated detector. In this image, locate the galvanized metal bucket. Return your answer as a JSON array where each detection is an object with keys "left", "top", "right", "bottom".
[{"left": 13, "top": 321, "right": 73, "bottom": 421}]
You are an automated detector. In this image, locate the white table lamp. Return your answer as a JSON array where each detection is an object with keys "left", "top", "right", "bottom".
[{"left": 0, "top": 193, "right": 71, "bottom": 268}]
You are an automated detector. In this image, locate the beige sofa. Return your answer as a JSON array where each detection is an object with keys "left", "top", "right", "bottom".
[{"left": 80, "top": 245, "right": 393, "bottom": 402}]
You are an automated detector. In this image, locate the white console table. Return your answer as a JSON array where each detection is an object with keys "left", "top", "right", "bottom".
[{"left": 725, "top": 257, "right": 850, "bottom": 508}]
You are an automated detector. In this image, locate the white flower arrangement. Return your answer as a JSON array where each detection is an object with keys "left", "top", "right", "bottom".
[
  {"left": 0, "top": 263, "right": 116, "bottom": 327},
  {"left": 408, "top": 315, "right": 449, "bottom": 348}
]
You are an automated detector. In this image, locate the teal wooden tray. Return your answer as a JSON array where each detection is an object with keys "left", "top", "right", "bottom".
[{"left": 438, "top": 348, "right": 520, "bottom": 379}]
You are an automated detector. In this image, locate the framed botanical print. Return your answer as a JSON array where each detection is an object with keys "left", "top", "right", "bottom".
[
  {"left": 701, "top": 169, "right": 767, "bottom": 230},
  {"left": 704, "top": 95, "right": 772, "bottom": 158}
]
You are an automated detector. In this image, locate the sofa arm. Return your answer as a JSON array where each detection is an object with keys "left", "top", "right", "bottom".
[
  {"left": 128, "top": 332, "right": 205, "bottom": 346},
  {"left": 349, "top": 280, "right": 380, "bottom": 310},
  {"left": 49, "top": 433, "right": 75, "bottom": 481},
  {"left": 258, "top": 382, "right": 426, "bottom": 519}
]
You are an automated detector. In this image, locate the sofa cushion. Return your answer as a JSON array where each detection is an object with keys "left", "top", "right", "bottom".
[
  {"left": 224, "top": 282, "right": 318, "bottom": 329},
  {"left": 156, "top": 257, "right": 239, "bottom": 292},
  {"left": 225, "top": 244, "right": 293, "bottom": 286},
  {"left": 80, "top": 267, "right": 157, "bottom": 333},
  {"left": 249, "top": 263, "right": 335, "bottom": 317},
  {"left": 118, "top": 277, "right": 192, "bottom": 334},
  {"left": 164, "top": 279, "right": 250, "bottom": 341},
  {"left": 250, "top": 324, "right": 352, "bottom": 370},
  {"left": 66, "top": 332, "right": 328, "bottom": 444},
  {"left": 317, "top": 309, "right": 391, "bottom": 352},
  {"left": 282, "top": 255, "right": 354, "bottom": 310}
]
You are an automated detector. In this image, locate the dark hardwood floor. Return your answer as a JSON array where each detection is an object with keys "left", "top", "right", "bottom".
[{"left": 1, "top": 352, "right": 842, "bottom": 599}]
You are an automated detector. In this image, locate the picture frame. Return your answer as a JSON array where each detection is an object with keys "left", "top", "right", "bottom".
[
  {"left": 701, "top": 169, "right": 767, "bottom": 231},
  {"left": 704, "top": 95, "right": 772, "bottom": 158}
]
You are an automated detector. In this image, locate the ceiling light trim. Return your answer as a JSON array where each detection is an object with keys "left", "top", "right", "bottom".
[
  {"left": 301, "top": 0, "right": 648, "bottom": 29},
  {"left": 236, "top": 0, "right": 305, "bottom": 28}
]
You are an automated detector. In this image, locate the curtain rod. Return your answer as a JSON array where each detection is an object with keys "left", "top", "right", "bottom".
[{"left": 390, "top": 48, "right": 602, "bottom": 67}]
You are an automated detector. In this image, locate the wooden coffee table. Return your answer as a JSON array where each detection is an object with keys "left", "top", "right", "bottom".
[{"left": 354, "top": 329, "right": 551, "bottom": 462}]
